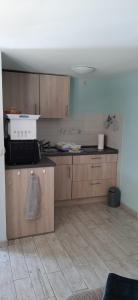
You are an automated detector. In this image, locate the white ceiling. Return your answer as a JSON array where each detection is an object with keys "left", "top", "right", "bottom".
[{"left": 1, "top": 0, "right": 138, "bottom": 76}]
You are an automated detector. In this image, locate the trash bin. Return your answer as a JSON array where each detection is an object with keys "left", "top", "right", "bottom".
[{"left": 108, "top": 187, "right": 121, "bottom": 207}]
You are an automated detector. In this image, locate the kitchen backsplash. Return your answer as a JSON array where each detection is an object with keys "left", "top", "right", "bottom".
[
  {"left": 37, "top": 114, "right": 122, "bottom": 148},
  {"left": 37, "top": 115, "right": 104, "bottom": 145}
]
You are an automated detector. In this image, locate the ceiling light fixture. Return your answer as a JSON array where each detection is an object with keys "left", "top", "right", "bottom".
[{"left": 72, "top": 65, "right": 96, "bottom": 74}]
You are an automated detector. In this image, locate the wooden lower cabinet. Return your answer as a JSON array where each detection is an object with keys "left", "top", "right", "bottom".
[
  {"left": 72, "top": 154, "right": 117, "bottom": 200},
  {"left": 73, "top": 163, "right": 117, "bottom": 181},
  {"left": 72, "top": 179, "right": 116, "bottom": 199},
  {"left": 48, "top": 156, "right": 72, "bottom": 201},
  {"left": 54, "top": 165, "right": 72, "bottom": 200},
  {"left": 6, "top": 167, "right": 54, "bottom": 239},
  {"left": 48, "top": 154, "right": 117, "bottom": 202}
]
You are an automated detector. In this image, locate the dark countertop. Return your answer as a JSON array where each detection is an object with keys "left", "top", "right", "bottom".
[
  {"left": 42, "top": 145, "right": 118, "bottom": 157},
  {"left": 5, "top": 157, "right": 56, "bottom": 170},
  {"left": 5, "top": 146, "right": 118, "bottom": 170}
]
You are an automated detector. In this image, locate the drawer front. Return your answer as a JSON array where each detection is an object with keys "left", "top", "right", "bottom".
[
  {"left": 48, "top": 156, "right": 72, "bottom": 165},
  {"left": 72, "top": 179, "right": 116, "bottom": 199},
  {"left": 73, "top": 163, "right": 117, "bottom": 181},
  {"left": 73, "top": 154, "right": 118, "bottom": 165}
]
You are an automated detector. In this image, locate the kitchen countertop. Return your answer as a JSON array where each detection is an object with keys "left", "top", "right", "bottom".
[
  {"left": 5, "top": 146, "right": 118, "bottom": 170},
  {"left": 42, "top": 145, "right": 118, "bottom": 156},
  {"left": 5, "top": 157, "right": 56, "bottom": 170}
]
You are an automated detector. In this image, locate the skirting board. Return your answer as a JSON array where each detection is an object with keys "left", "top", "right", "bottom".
[
  {"left": 121, "top": 202, "right": 138, "bottom": 219},
  {"left": 55, "top": 196, "right": 107, "bottom": 207}
]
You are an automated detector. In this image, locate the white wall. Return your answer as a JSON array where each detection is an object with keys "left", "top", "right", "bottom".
[{"left": 0, "top": 52, "right": 6, "bottom": 242}]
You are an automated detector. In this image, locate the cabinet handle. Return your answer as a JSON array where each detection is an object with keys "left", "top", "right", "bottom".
[
  {"left": 91, "top": 157, "right": 101, "bottom": 160},
  {"left": 30, "top": 170, "right": 34, "bottom": 175},
  {"left": 17, "top": 171, "right": 21, "bottom": 176},
  {"left": 43, "top": 169, "right": 46, "bottom": 174},
  {"left": 68, "top": 166, "right": 71, "bottom": 178},
  {"left": 91, "top": 166, "right": 101, "bottom": 168},
  {"left": 34, "top": 103, "right": 37, "bottom": 114},
  {"left": 90, "top": 182, "right": 101, "bottom": 185}
]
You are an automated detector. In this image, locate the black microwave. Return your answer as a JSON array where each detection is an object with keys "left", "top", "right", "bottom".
[{"left": 5, "top": 139, "right": 41, "bottom": 165}]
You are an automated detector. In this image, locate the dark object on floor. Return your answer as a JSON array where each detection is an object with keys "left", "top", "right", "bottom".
[
  {"left": 66, "top": 288, "right": 103, "bottom": 300},
  {"left": 66, "top": 273, "right": 138, "bottom": 299},
  {"left": 108, "top": 186, "right": 121, "bottom": 207},
  {"left": 103, "top": 273, "right": 138, "bottom": 300}
]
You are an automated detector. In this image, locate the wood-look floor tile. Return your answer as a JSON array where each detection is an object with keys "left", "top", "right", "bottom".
[{"left": 1, "top": 203, "right": 138, "bottom": 300}]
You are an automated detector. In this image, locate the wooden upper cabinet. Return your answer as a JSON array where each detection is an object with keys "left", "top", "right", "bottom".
[
  {"left": 39, "top": 75, "right": 70, "bottom": 118},
  {"left": 2, "top": 71, "right": 39, "bottom": 114}
]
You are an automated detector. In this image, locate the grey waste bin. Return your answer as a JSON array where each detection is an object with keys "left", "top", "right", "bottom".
[{"left": 108, "top": 187, "right": 121, "bottom": 207}]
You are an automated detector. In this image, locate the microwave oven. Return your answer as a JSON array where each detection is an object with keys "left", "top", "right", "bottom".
[{"left": 5, "top": 139, "right": 41, "bottom": 165}]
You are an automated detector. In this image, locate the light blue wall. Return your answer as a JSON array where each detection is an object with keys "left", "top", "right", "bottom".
[
  {"left": 70, "top": 73, "right": 138, "bottom": 212},
  {"left": 70, "top": 78, "right": 108, "bottom": 115},
  {"left": 106, "top": 72, "right": 138, "bottom": 212}
]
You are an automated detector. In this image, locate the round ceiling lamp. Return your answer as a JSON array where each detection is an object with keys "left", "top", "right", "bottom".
[{"left": 72, "top": 65, "right": 96, "bottom": 74}]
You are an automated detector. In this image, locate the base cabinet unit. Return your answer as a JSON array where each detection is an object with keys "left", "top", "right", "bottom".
[
  {"left": 72, "top": 154, "right": 117, "bottom": 200},
  {"left": 49, "top": 154, "right": 118, "bottom": 202},
  {"left": 6, "top": 167, "right": 54, "bottom": 239},
  {"left": 48, "top": 156, "right": 72, "bottom": 201}
]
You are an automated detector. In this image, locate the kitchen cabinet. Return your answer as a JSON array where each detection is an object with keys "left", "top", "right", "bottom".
[
  {"left": 54, "top": 165, "right": 72, "bottom": 201},
  {"left": 6, "top": 167, "right": 54, "bottom": 239},
  {"left": 40, "top": 75, "right": 70, "bottom": 118},
  {"left": 48, "top": 156, "right": 72, "bottom": 201},
  {"left": 3, "top": 71, "right": 70, "bottom": 118},
  {"left": 73, "top": 163, "right": 117, "bottom": 181},
  {"left": 49, "top": 154, "right": 117, "bottom": 201},
  {"left": 72, "top": 154, "right": 117, "bottom": 199},
  {"left": 73, "top": 154, "right": 118, "bottom": 165},
  {"left": 72, "top": 179, "right": 116, "bottom": 199},
  {"left": 3, "top": 71, "right": 39, "bottom": 114}
]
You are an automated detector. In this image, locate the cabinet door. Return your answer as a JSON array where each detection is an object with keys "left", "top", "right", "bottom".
[
  {"left": 3, "top": 71, "right": 39, "bottom": 114},
  {"left": 40, "top": 75, "right": 70, "bottom": 118},
  {"left": 6, "top": 167, "right": 54, "bottom": 239},
  {"left": 73, "top": 154, "right": 118, "bottom": 165},
  {"left": 54, "top": 165, "right": 72, "bottom": 200},
  {"left": 72, "top": 179, "right": 116, "bottom": 199},
  {"left": 73, "top": 163, "right": 117, "bottom": 181}
]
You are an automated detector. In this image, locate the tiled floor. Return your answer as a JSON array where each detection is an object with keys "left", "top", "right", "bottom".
[{"left": 1, "top": 203, "right": 138, "bottom": 300}]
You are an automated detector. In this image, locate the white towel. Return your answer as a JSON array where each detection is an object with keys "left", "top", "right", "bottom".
[{"left": 25, "top": 174, "right": 41, "bottom": 220}]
